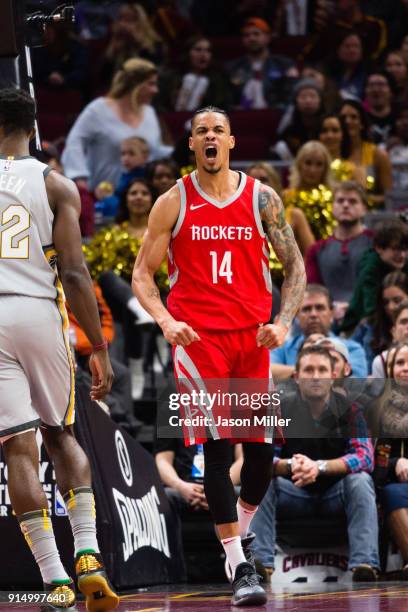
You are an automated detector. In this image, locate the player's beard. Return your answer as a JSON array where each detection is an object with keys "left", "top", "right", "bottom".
[{"left": 203, "top": 165, "right": 222, "bottom": 174}]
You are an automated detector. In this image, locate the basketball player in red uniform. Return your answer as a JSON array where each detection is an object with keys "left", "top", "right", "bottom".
[{"left": 133, "top": 107, "right": 306, "bottom": 606}]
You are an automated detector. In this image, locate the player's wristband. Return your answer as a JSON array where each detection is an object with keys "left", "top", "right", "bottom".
[{"left": 92, "top": 339, "right": 108, "bottom": 352}]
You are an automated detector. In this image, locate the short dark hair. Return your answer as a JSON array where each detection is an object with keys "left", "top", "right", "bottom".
[
  {"left": 0, "top": 87, "right": 36, "bottom": 135},
  {"left": 304, "top": 283, "right": 333, "bottom": 309},
  {"left": 191, "top": 106, "right": 231, "bottom": 130},
  {"left": 373, "top": 219, "right": 408, "bottom": 250},
  {"left": 296, "top": 345, "right": 335, "bottom": 372},
  {"left": 333, "top": 180, "right": 368, "bottom": 207},
  {"left": 365, "top": 69, "right": 397, "bottom": 95}
]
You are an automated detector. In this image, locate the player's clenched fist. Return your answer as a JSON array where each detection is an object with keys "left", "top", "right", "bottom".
[
  {"left": 256, "top": 322, "right": 289, "bottom": 349},
  {"left": 162, "top": 319, "right": 201, "bottom": 346}
]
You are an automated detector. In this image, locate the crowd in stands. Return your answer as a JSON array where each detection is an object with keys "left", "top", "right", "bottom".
[{"left": 31, "top": 0, "right": 408, "bottom": 581}]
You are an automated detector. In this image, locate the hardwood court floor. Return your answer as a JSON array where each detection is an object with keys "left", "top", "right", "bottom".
[{"left": 2, "top": 583, "right": 408, "bottom": 611}]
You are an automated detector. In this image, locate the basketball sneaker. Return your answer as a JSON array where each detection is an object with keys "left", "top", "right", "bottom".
[
  {"left": 41, "top": 579, "right": 77, "bottom": 611},
  {"left": 225, "top": 532, "right": 256, "bottom": 583},
  {"left": 231, "top": 562, "right": 267, "bottom": 607},
  {"left": 75, "top": 552, "right": 119, "bottom": 611}
]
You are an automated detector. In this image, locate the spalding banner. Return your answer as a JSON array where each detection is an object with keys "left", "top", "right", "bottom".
[{"left": 75, "top": 385, "right": 185, "bottom": 588}]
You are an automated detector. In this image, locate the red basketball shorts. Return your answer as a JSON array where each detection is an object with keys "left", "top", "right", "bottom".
[{"left": 172, "top": 326, "right": 282, "bottom": 446}]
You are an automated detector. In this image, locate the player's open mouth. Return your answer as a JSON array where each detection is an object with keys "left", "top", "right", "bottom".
[{"left": 205, "top": 146, "right": 217, "bottom": 159}]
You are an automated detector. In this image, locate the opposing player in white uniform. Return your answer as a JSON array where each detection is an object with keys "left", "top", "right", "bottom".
[{"left": 0, "top": 88, "right": 119, "bottom": 611}]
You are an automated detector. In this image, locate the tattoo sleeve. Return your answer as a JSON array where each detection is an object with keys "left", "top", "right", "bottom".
[{"left": 258, "top": 187, "right": 306, "bottom": 328}]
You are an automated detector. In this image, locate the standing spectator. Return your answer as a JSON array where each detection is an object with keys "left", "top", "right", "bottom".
[
  {"left": 228, "top": 17, "right": 298, "bottom": 110},
  {"left": 156, "top": 36, "right": 232, "bottom": 112},
  {"left": 365, "top": 70, "right": 397, "bottom": 146},
  {"left": 370, "top": 342, "right": 408, "bottom": 578},
  {"left": 252, "top": 345, "right": 379, "bottom": 582},
  {"left": 99, "top": 3, "right": 165, "bottom": 88},
  {"left": 145, "top": 158, "right": 180, "bottom": 196},
  {"left": 283, "top": 141, "right": 334, "bottom": 240},
  {"left": 327, "top": 31, "right": 367, "bottom": 101},
  {"left": 339, "top": 99, "right": 392, "bottom": 207},
  {"left": 271, "top": 0, "right": 329, "bottom": 36},
  {"left": 31, "top": 22, "right": 89, "bottom": 92},
  {"left": 62, "top": 58, "right": 173, "bottom": 191},
  {"left": 306, "top": 181, "right": 372, "bottom": 307},
  {"left": 318, "top": 113, "right": 362, "bottom": 183},
  {"left": 384, "top": 51, "right": 408, "bottom": 109},
  {"left": 273, "top": 79, "right": 324, "bottom": 161},
  {"left": 340, "top": 221, "right": 408, "bottom": 334},
  {"left": 247, "top": 161, "right": 315, "bottom": 256},
  {"left": 270, "top": 284, "right": 368, "bottom": 380}
]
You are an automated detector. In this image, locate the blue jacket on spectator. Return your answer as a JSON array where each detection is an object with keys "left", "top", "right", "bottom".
[
  {"left": 270, "top": 331, "right": 368, "bottom": 377},
  {"left": 96, "top": 166, "right": 146, "bottom": 218}
]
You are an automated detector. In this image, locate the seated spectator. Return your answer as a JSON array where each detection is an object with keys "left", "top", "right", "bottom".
[
  {"left": 155, "top": 441, "right": 243, "bottom": 514},
  {"left": 365, "top": 70, "right": 397, "bottom": 146},
  {"left": 67, "top": 281, "right": 141, "bottom": 436},
  {"left": 370, "top": 342, "right": 408, "bottom": 578},
  {"left": 340, "top": 221, "right": 408, "bottom": 333},
  {"left": 384, "top": 50, "right": 408, "bottom": 109},
  {"left": 306, "top": 181, "right": 372, "bottom": 308},
  {"left": 304, "top": 0, "right": 387, "bottom": 62},
  {"left": 270, "top": 284, "right": 368, "bottom": 380},
  {"left": 85, "top": 179, "right": 167, "bottom": 398},
  {"left": 387, "top": 108, "right": 408, "bottom": 165},
  {"left": 228, "top": 17, "right": 298, "bottom": 110},
  {"left": 339, "top": 99, "right": 392, "bottom": 207},
  {"left": 301, "top": 64, "right": 342, "bottom": 113},
  {"left": 98, "top": 3, "right": 165, "bottom": 89},
  {"left": 247, "top": 161, "right": 315, "bottom": 256},
  {"left": 326, "top": 31, "right": 368, "bottom": 101},
  {"left": 318, "top": 113, "right": 363, "bottom": 183},
  {"left": 252, "top": 345, "right": 379, "bottom": 582},
  {"left": 75, "top": 0, "right": 121, "bottom": 41},
  {"left": 62, "top": 58, "right": 173, "bottom": 192},
  {"left": 31, "top": 21, "right": 88, "bottom": 92},
  {"left": 283, "top": 141, "right": 334, "bottom": 240},
  {"left": 371, "top": 301, "right": 408, "bottom": 378},
  {"left": 156, "top": 35, "right": 232, "bottom": 112},
  {"left": 95, "top": 136, "right": 149, "bottom": 220},
  {"left": 273, "top": 79, "right": 324, "bottom": 161},
  {"left": 145, "top": 158, "right": 180, "bottom": 196}
]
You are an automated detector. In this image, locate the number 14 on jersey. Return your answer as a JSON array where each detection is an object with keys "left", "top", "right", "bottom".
[{"left": 210, "top": 251, "right": 233, "bottom": 284}]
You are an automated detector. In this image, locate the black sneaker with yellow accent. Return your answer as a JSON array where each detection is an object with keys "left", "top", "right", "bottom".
[
  {"left": 41, "top": 579, "right": 77, "bottom": 611},
  {"left": 75, "top": 552, "right": 119, "bottom": 612}
]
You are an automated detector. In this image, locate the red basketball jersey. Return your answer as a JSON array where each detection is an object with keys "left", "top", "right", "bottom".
[{"left": 167, "top": 171, "right": 272, "bottom": 330}]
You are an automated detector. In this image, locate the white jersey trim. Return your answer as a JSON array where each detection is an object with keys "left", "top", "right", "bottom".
[
  {"left": 252, "top": 178, "right": 266, "bottom": 237},
  {"left": 172, "top": 178, "right": 187, "bottom": 238},
  {"left": 191, "top": 170, "right": 247, "bottom": 209}
]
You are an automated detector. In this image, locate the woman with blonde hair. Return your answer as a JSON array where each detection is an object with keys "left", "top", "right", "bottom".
[
  {"left": 62, "top": 58, "right": 173, "bottom": 192},
  {"left": 283, "top": 140, "right": 334, "bottom": 239},
  {"left": 247, "top": 161, "right": 315, "bottom": 256}
]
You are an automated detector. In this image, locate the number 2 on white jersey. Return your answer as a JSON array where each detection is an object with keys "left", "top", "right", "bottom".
[
  {"left": 0, "top": 205, "right": 30, "bottom": 259},
  {"left": 210, "top": 251, "right": 233, "bottom": 284}
]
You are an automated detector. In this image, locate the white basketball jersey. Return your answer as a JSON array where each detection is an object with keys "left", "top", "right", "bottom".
[{"left": 0, "top": 155, "right": 58, "bottom": 299}]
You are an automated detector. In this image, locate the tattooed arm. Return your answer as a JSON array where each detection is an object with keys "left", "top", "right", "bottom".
[
  {"left": 132, "top": 185, "right": 200, "bottom": 346},
  {"left": 257, "top": 184, "right": 306, "bottom": 349}
]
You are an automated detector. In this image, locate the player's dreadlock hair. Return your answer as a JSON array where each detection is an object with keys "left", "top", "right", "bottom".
[
  {"left": 0, "top": 88, "right": 36, "bottom": 136},
  {"left": 191, "top": 106, "right": 231, "bottom": 130}
]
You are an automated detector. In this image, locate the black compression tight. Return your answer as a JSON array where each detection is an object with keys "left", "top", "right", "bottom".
[{"left": 203, "top": 439, "right": 274, "bottom": 525}]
